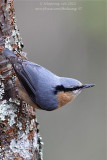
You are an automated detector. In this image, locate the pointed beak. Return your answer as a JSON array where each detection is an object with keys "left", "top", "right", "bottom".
[{"left": 82, "top": 84, "right": 95, "bottom": 89}]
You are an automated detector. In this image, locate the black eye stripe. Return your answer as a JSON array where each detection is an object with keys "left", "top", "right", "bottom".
[
  {"left": 71, "top": 86, "right": 84, "bottom": 91},
  {"left": 54, "top": 85, "right": 84, "bottom": 94}
]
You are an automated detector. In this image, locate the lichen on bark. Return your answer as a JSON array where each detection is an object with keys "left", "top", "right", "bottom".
[{"left": 0, "top": 0, "right": 43, "bottom": 159}]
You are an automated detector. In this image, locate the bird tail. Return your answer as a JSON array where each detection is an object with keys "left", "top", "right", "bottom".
[{"left": 3, "top": 48, "right": 17, "bottom": 59}]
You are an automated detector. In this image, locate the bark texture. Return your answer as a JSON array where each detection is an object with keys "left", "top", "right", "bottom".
[{"left": 0, "top": 1, "right": 43, "bottom": 160}]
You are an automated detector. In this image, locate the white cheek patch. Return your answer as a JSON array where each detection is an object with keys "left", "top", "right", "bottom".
[{"left": 73, "top": 89, "right": 81, "bottom": 95}]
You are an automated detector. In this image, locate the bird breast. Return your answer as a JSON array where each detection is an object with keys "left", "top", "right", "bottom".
[{"left": 57, "top": 91, "right": 76, "bottom": 109}]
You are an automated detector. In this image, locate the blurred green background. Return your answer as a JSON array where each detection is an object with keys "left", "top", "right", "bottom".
[{"left": 15, "top": 1, "right": 106, "bottom": 160}]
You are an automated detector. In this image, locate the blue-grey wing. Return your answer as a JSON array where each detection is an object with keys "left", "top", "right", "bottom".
[
  {"left": 12, "top": 59, "right": 38, "bottom": 103},
  {"left": 11, "top": 58, "right": 60, "bottom": 110}
]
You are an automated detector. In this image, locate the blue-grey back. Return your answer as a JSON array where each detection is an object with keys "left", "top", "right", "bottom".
[{"left": 22, "top": 61, "right": 60, "bottom": 110}]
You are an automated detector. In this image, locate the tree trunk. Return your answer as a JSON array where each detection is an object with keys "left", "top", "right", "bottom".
[{"left": 0, "top": 0, "right": 43, "bottom": 159}]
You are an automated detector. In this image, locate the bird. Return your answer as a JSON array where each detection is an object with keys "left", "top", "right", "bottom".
[{"left": 2, "top": 48, "right": 95, "bottom": 111}]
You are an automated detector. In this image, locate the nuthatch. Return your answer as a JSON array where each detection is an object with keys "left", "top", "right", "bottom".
[{"left": 2, "top": 48, "right": 95, "bottom": 111}]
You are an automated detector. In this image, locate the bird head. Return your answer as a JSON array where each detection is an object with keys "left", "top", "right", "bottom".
[{"left": 54, "top": 78, "right": 95, "bottom": 109}]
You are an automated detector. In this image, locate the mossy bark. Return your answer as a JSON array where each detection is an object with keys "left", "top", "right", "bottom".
[{"left": 0, "top": 1, "right": 43, "bottom": 159}]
